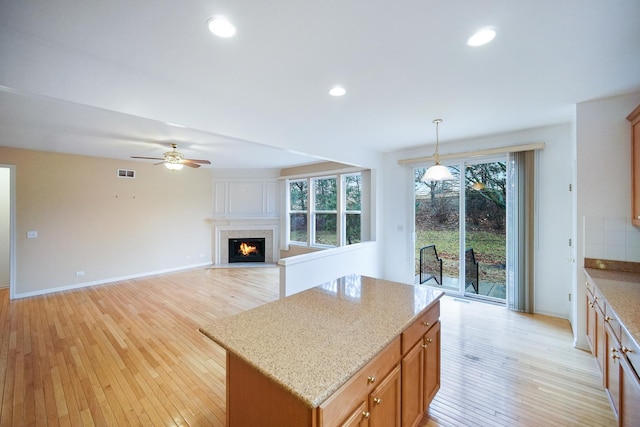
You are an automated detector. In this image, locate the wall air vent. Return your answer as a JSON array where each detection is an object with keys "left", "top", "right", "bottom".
[{"left": 117, "top": 169, "right": 136, "bottom": 178}]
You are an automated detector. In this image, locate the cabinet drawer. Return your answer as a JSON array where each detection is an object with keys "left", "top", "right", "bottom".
[
  {"left": 621, "top": 329, "right": 640, "bottom": 376},
  {"left": 604, "top": 305, "right": 621, "bottom": 342},
  {"left": 318, "top": 336, "right": 401, "bottom": 426},
  {"left": 401, "top": 303, "right": 440, "bottom": 355}
]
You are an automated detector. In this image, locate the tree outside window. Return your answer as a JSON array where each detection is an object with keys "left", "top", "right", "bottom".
[
  {"left": 344, "top": 174, "right": 361, "bottom": 245},
  {"left": 314, "top": 177, "right": 337, "bottom": 246},
  {"left": 287, "top": 172, "right": 363, "bottom": 247},
  {"left": 289, "top": 180, "right": 308, "bottom": 243}
]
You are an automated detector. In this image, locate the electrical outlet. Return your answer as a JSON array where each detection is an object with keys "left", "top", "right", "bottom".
[
  {"left": 27, "top": 230, "right": 37, "bottom": 238},
  {"left": 75, "top": 271, "right": 85, "bottom": 277},
  {"left": 568, "top": 293, "right": 572, "bottom": 302}
]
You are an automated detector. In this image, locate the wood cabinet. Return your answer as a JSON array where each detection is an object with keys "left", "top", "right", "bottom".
[
  {"left": 400, "top": 305, "right": 441, "bottom": 427},
  {"left": 423, "top": 321, "right": 441, "bottom": 404},
  {"left": 605, "top": 322, "right": 621, "bottom": 418},
  {"left": 628, "top": 103, "right": 640, "bottom": 227},
  {"left": 369, "top": 365, "right": 402, "bottom": 427},
  {"left": 401, "top": 339, "right": 424, "bottom": 427},
  {"left": 325, "top": 356, "right": 402, "bottom": 427},
  {"left": 319, "top": 336, "right": 402, "bottom": 426},
  {"left": 585, "top": 275, "right": 640, "bottom": 426},
  {"left": 230, "top": 301, "right": 442, "bottom": 427},
  {"left": 586, "top": 281, "right": 605, "bottom": 377},
  {"left": 619, "top": 352, "right": 640, "bottom": 427}
]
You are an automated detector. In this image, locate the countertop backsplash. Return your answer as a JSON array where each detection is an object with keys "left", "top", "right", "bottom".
[{"left": 583, "top": 216, "right": 640, "bottom": 262}]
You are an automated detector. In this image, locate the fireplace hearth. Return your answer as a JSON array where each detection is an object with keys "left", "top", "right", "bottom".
[{"left": 228, "top": 238, "right": 266, "bottom": 263}]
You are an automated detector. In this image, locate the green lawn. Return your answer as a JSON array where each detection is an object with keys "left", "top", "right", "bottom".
[{"left": 416, "top": 230, "right": 506, "bottom": 284}]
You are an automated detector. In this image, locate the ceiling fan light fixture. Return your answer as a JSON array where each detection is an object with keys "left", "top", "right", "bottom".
[
  {"left": 422, "top": 118, "right": 455, "bottom": 182},
  {"left": 165, "top": 162, "right": 184, "bottom": 171}
]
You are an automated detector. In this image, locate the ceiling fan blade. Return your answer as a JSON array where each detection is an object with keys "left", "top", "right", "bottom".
[
  {"left": 184, "top": 159, "right": 211, "bottom": 164},
  {"left": 154, "top": 161, "right": 166, "bottom": 166},
  {"left": 131, "top": 156, "right": 165, "bottom": 160},
  {"left": 181, "top": 161, "right": 201, "bottom": 168}
]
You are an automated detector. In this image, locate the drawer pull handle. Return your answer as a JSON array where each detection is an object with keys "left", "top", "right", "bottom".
[
  {"left": 595, "top": 296, "right": 600, "bottom": 300},
  {"left": 622, "top": 346, "right": 633, "bottom": 354},
  {"left": 422, "top": 344, "right": 428, "bottom": 349},
  {"left": 373, "top": 397, "right": 382, "bottom": 404},
  {"left": 611, "top": 347, "right": 618, "bottom": 353},
  {"left": 613, "top": 354, "right": 620, "bottom": 361},
  {"left": 367, "top": 376, "right": 375, "bottom": 383},
  {"left": 589, "top": 303, "right": 594, "bottom": 308},
  {"left": 362, "top": 411, "right": 370, "bottom": 419},
  {"left": 426, "top": 338, "right": 433, "bottom": 344},
  {"left": 422, "top": 321, "right": 430, "bottom": 327},
  {"left": 605, "top": 316, "right": 612, "bottom": 322}
]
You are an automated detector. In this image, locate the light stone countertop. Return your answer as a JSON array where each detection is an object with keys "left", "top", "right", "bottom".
[
  {"left": 584, "top": 268, "right": 640, "bottom": 348},
  {"left": 199, "top": 274, "right": 444, "bottom": 408}
]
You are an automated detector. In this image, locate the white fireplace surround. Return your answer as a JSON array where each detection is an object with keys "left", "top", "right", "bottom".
[{"left": 214, "top": 225, "right": 278, "bottom": 264}]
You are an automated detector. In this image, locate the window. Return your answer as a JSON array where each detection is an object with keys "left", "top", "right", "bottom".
[
  {"left": 313, "top": 177, "right": 337, "bottom": 245},
  {"left": 287, "top": 172, "right": 363, "bottom": 247},
  {"left": 289, "top": 179, "right": 308, "bottom": 244},
  {"left": 344, "top": 173, "right": 361, "bottom": 245}
]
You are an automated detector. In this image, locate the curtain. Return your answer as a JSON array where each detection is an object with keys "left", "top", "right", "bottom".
[{"left": 506, "top": 150, "right": 535, "bottom": 313}]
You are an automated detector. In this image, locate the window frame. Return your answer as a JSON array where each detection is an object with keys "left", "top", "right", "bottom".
[{"left": 286, "top": 172, "right": 363, "bottom": 248}]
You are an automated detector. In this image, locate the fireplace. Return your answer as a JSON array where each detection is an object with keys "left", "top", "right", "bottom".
[{"left": 228, "top": 238, "right": 266, "bottom": 263}]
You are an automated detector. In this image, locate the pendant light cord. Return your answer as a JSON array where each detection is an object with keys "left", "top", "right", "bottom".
[{"left": 433, "top": 118, "right": 443, "bottom": 165}]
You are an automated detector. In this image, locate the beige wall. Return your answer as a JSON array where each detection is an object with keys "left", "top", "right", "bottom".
[{"left": 0, "top": 146, "right": 213, "bottom": 296}]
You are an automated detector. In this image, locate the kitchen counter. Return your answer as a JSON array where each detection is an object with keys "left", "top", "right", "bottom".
[
  {"left": 583, "top": 267, "right": 640, "bottom": 349},
  {"left": 199, "top": 274, "right": 444, "bottom": 408}
]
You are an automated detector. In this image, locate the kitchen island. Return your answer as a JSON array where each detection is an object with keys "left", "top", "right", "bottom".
[{"left": 199, "top": 274, "right": 444, "bottom": 426}]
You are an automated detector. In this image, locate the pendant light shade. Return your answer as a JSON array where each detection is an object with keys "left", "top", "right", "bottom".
[{"left": 422, "top": 118, "right": 454, "bottom": 181}]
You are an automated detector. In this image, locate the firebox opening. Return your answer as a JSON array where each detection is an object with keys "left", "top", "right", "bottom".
[{"left": 228, "top": 238, "right": 266, "bottom": 263}]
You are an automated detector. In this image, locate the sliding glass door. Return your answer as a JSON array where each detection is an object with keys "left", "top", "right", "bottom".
[
  {"left": 415, "top": 157, "right": 507, "bottom": 302},
  {"left": 415, "top": 167, "right": 460, "bottom": 293}
]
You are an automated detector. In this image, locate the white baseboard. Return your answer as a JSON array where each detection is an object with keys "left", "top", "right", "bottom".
[{"left": 12, "top": 262, "right": 212, "bottom": 299}]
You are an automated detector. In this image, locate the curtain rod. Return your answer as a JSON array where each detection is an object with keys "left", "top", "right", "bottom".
[{"left": 397, "top": 142, "right": 545, "bottom": 165}]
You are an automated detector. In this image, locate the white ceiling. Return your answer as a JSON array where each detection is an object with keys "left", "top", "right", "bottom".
[{"left": 0, "top": 0, "right": 639, "bottom": 169}]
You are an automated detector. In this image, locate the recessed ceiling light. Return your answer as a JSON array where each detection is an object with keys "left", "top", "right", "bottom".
[
  {"left": 329, "top": 86, "right": 346, "bottom": 97},
  {"left": 467, "top": 27, "right": 497, "bottom": 47},
  {"left": 207, "top": 15, "right": 236, "bottom": 38}
]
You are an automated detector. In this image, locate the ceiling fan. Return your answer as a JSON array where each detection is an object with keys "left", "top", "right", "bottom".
[{"left": 131, "top": 144, "right": 211, "bottom": 170}]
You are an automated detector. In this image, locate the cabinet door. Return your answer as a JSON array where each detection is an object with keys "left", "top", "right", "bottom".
[
  {"left": 620, "top": 355, "right": 640, "bottom": 427},
  {"left": 401, "top": 341, "right": 424, "bottom": 427},
  {"left": 628, "top": 104, "right": 640, "bottom": 226},
  {"left": 604, "top": 324, "right": 621, "bottom": 418},
  {"left": 596, "top": 304, "right": 606, "bottom": 377},
  {"left": 586, "top": 295, "right": 596, "bottom": 352},
  {"left": 369, "top": 365, "right": 401, "bottom": 427},
  {"left": 423, "top": 321, "right": 441, "bottom": 406},
  {"left": 340, "top": 401, "right": 369, "bottom": 427}
]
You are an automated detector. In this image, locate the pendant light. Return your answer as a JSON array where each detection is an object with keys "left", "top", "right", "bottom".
[{"left": 422, "top": 118, "right": 454, "bottom": 181}]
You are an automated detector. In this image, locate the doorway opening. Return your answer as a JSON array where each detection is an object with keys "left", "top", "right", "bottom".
[
  {"left": 0, "top": 165, "right": 14, "bottom": 297},
  {"left": 415, "top": 158, "right": 507, "bottom": 302}
]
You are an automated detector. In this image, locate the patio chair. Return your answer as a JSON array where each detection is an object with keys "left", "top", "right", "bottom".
[
  {"left": 465, "top": 248, "right": 479, "bottom": 294},
  {"left": 419, "top": 245, "right": 443, "bottom": 286}
]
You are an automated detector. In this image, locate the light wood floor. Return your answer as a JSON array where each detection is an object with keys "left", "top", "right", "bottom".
[{"left": 0, "top": 268, "right": 615, "bottom": 426}]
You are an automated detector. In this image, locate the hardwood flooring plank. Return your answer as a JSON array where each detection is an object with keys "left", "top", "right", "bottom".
[{"left": 0, "top": 268, "right": 618, "bottom": 426}]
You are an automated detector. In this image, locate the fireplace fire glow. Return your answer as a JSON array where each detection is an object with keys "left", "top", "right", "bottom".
[
  {"left": 228, "top": 238, "right": 266, "bottom": 263},
  {"left": 239, "top": 242, "right": 258, "bottom": 256}
]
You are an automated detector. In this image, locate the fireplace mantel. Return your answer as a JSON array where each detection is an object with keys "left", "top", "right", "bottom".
[{"left": 212, "top": 219, "right": 278, "bottom": 265}]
